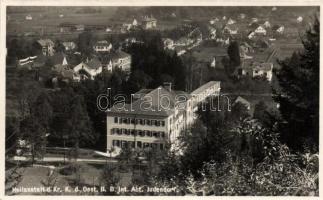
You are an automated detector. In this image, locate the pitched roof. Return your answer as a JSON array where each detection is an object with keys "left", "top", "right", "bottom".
[
  {"left": 37, "top": 39, "right": 54, "bottom": 47},
  {"left": 234, "top": 96, "right": 250, "bottom": 107},
  {"left": 94, "top": 40, "right": 111, "bottom": 47},
  {"left": 191, "top": 81, "right": 221, "bottom": 96},
  {"left": 85, "top": 58, "right": 102, "bottom": 69},
  {"left": 109, "top": 87, "right": 189, "bottom": 117}
]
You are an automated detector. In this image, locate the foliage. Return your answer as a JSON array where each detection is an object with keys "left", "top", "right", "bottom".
[{"left": 274, "top": 16, "right": 319, "bottom": 151}]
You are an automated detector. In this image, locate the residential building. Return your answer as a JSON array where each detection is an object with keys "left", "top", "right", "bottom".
[
  {"left": 141, "top": 15, "right": 157, "bottom": 29},
  {"left": 162, "top": 38, "right": 175, "bottom": 50},
  {"left": 104, "top": 50, "right": 132, "bottom": 72},
  {"left": 25, "top": 14, "right": 32, "bottom": 20},
  {"left": 227, "top": 18, "right": 236, "bottom": 25},
  {"left": 275, "top": 26, "right": 285, "bottom": 34},
  {"left": 93, "top": 40, "right": 113, "bottom": 52},
  {"left": 37, "top": 39, "right": 55, "bottom": 56},
  {"left": 236, "top": 61, "right": 273, "bottom": 81},
  {"left": 234, "top": 96, "right": 251, "bottom": 110},
  {"left": 263, "top": 21, "right": 271, "bottom": 28},
  {"left": 254, "top": 25, "right": 267, "bottom": 35},
  {"left": 73, "top": 58, "right": 103, "bottom": 80},
  {"left": 62, "top": 41, "right": 76, "bottom": 51},
  {"left": 223, "top": 24, "right": 238, "bottom": 35},
  {"left": 106, "top": 81, "right": 221, "bottom": 155},
  {"left": 75, "top": 24, "right": 85, "bottom": 31},
  {"left": 297, "top": 16, "right": 303, "bottom": 23}
]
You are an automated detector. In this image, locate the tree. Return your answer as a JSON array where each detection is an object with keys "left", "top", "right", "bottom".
[
  {"left": 253, "top": 101, "right": 270, "bottom": 126},
  {"left": 66, "top": 96, "right": 96, "bottom": 159},
  {"left": 227, "top": 41, "right": 240, "bottom": 69},
  {"left": 77, "top": 31, "right": 95, "bottom": 59},
  {"left": 54, "top": 39, "right": 65, "bottom": 53},
  {"left": 20, "top": 116, "right": 47, "bottom": 164},
  {"left": 274, "top": 16, "right": 319, "bottom": 152}
]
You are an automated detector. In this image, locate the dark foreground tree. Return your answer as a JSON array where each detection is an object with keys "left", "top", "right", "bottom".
[{"left": 274, "top": 16, "right": 319, "bottom": 152}]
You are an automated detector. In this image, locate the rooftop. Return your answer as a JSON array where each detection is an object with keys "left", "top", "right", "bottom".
[
  {"left": 109, "top": 87, "right": 189, "bottom": 117},
  {"left": 191, "top": 81, "right": 221, "bottom": 96}
]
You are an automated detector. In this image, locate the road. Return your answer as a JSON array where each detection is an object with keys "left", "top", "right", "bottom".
[{"left": 12, "top": 156, "right": 118, "bottom": 164}]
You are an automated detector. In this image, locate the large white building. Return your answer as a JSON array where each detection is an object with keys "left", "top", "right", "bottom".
[{"left": 106, "top": 81, "right": 221, "bottom": 155}]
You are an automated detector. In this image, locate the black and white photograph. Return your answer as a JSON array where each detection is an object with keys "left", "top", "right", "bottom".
[{"left": 3, "top": 0, "right": 321, "bottom": 197}]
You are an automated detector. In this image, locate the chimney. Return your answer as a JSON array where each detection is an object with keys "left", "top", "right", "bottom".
[{"left": 164, "top": 82, "right": 172, "bottom": 92}]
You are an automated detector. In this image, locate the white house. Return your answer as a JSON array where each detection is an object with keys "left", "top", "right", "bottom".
[
  {"left": 223, "top": 24, "right": 238, "bottom": 35},
  {"left": 237, "top": 61, "right": 273, "bottom": 81},
  {"left": 105, "top": 51, "right": 132, "bottom": 72},
  {"left": 239, "top": 13, "right": 246, "bottom": 19},
  {"left": 254, "top": 25, "right": 267, "bottom": 35},
  {"left": 62, "top": 41, "right": 76, "bottom": 51},
  {"left": 248, "top": 31, "right": 255, "bottom": 39},
  {"left": 93, "top": 40, "right": 113, "bottom": 52},
  {"left": 276, "top": 26, "right": 285, "bottom": 34},
  {"left": 37, "top": 39, "right": 55, "bottom": 56},
  {"left": 162, "top": 38, "right": 175, "bottom": 50},
  {"left": 297, "top": 16, "right": 303, "bottom": 23},
  {"left": 263, "top": 21, "right": 271, "bottom": 28},
  {"left": 25, "top": 14, "right": 32, "bottom": 20},
  {"left": 227, "top": 18, "right": 236, "bottom": 25},
  {"left": 73, "top": 58, "right": 103, "bottom": 80}
]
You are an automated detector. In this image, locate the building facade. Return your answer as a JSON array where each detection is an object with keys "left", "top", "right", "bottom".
[{"left": 106, "top": 81, "right": 221, "bottom": 155}]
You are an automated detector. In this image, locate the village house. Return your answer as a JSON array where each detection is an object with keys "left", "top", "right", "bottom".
[
  {"left": 263, "top": 21, "right": 271, "bottom": 28},
  {"left": 208, "top": 26, "right": 217, "bottom": 39},
  {"left": 239, "top": 13, "right": 246, "bottom": 20},
  {"left": 37, "top": 39, "right": 55, "bottom": 56},
  {"left": 297, "top": 16, "right": 303, "bottom": 23},
  {"left": 254, "top": 25, "right": 267, "bottom": 35},
  {"left": 227, "top": 18, "right": 236, "bottom": 25},
  {"left": 275, "top": 25, "right": 285, "bottom": 34},
  {"left": 62, "top": 41, "right": 76, "bottom": 51},
  {"left": 93, "top": 40, "right": 113, "bottom": 52},
  {"left": 25, "top": 14, "right": 32, "bottom": 20},
  {"left": 234, "top": 96, "right": 251, "bottom": 110},
  {"left": 106, "top": 81, "right": 221, "bottom": 155},
  {"left": 174, "top": 37, "right": 194, "bottom": 46},
  {"left": 73, "top": 58, "right": 103, "bottom": 80},
  {"left": 104, "top": 50, "right": 132, "bottom": 72},
  {"left": 236, "top": 61, "right": 273, "bottom": 81},
  {"left": 141, "top": 15, "right": 157, "bottom": 29},
  {"left": 162, "top": 38, "right": 175, "bottom": 50},
  {"left": 75, "top": 24, "right": 85, "bottom": 31},
  {"left": 209, "top": 17, "right": 219, "bottom": 25},
  {"left": 223, "top": 24, "right": 238, "bottom": 35}
]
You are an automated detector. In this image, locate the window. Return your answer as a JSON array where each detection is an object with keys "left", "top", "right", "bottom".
[
  {"left": 147, "top": 120, "right": 151, "bottom": 126},
  {"left": 113, "top": 140, "right": 120, "bottom": 147},
  {"left": 161, "top": 121, "right": 165, "bottom": 126},
  {"left": 140, "top": 119, "right": 145, "bottom": 125},
  {"left": 152, "top": 120, "right": 156, "bottom": 126},
  {"left": 156, "top": 121, "right": 160, "bottom": 126},
  {"left": 131, "top": 130, "right": 135, "bottom": 136},
  {"left": 137, "top": 141, "right": 142, "bottom": 148},
  {"left": 116, "top": 129, "right": 121, "bottom": 135},
  {"left": 131, "top": 118, "right": 135, "bottom": 124},
  {"left": 123, "top": 118, "right": 128, "bottom": 124},
  {"left": 160, "top": 143, "right": 164, "bottom": 150},
  {"left": 161, "top": 132, "right": 165, "bottom": 138},
  {"left": 111, "top": 129, "right": 115, "bottom": 135},
  {"left": 146, "top": 131, "right": 152, "bottom": 137},
  {"left": 114, "top": 117, "right": 118, "bottom": 123},
  {"left": 125, "top": 129, "right": 130, "bottom": 135}
]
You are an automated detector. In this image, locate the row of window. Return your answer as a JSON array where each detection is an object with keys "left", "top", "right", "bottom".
[
  {"left": 112, "top": 140, "right": 164, "bottom": 150},
  {"left": 114, "top": 117, "right": 165, "bottom": 127},
  {"left": 111, "top": 128, "right": 166, "bottom": 138}
]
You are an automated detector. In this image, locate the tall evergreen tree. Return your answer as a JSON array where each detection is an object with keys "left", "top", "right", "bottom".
[{"left": 274, "top": 16, "right": 319, "bottom": 151}]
